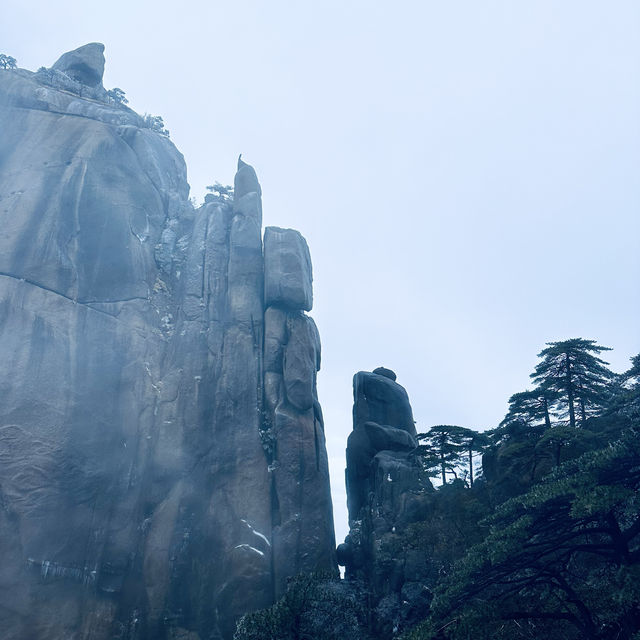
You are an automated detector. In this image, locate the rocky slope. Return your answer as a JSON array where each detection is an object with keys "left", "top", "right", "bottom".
[{"left": 0, "top": 43, "right": 335, "bottom": 640}]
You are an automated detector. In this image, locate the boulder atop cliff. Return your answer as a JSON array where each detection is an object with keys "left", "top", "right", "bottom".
[
  {"left": 264, "top": 227, "right": 313, "bottom": 311},
  {"left": 353, "top": 370, "right": 415, "bottom": 436},
  {"left": 52, "top": 42, "right": 105, "bottom": 87},
  {"left": 372, "top": 366, "right": 396, "bottom": 381}
]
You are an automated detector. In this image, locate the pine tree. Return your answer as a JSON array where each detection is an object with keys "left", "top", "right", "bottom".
[
  {"left": 501, "top": 387, "right": 556, "bottom": 430},
  {"left": 107, "top": 87, "right": 128, "bottom": 105},
  {"left": 460, "top": 429, "right": 490, "bottom": 487},
  {"left": 0, "top": 54, "right": 17, "bottom": 70},
  {"left": 531, "top": 338, "right": 614, "bottom": 428},
  {"left": 418, "top": 425, "right": 468, "bottom": 484}
]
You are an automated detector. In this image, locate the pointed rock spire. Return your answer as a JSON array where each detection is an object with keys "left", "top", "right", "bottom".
[{"left": 234, "top": 154, "right": 262, "bottom": 201}]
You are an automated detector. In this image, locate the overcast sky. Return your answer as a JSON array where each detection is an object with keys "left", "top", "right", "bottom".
[{"left": 3, "top": 0, "right": 639, "bottom": 544}]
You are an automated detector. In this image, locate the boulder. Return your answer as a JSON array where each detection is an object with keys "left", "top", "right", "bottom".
[
  {"left": 372, "top": 366, "right": 396, "bottom": 381},
  {"left": 364, "top": 421, "right": 417, "bottom": 452},
  {"left": 264, "top": 227, "right": 313, "bottom": 311},
  {"left": 52, "top": 43, "right": 105, "bottom": 87},
  {"left": 353, "top": 371, "right": 416, "bottom": 436}
]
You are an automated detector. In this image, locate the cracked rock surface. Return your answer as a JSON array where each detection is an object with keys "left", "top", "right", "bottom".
[{"left": 0, "top": 46, "right": 335, "bottom": 640}]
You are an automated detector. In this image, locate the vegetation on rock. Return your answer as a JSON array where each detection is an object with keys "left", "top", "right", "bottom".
[
  {"left": 106, "top": 86, "right": 128, "bottom": 105},
  {"left": 142, "top": 113, "right": 170, "bottom": 136},
  {"left": 234, "top": 572, "right": 371, "bottom": 640},
  {"left": 237, "top": 342, "right": 640, "bottom": 640},
  {"left": 0, "top": 54, "right": 17, "bottom": 69}
]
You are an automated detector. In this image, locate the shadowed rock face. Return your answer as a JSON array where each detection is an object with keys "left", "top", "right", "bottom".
[
  {"left": 340, "top": 369, "right": 432, "bottom": 636},
  {"left": 0, "top": 46, "right": 335, "bottom": 640}
]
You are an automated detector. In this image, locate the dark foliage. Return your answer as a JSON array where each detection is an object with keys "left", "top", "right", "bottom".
[
  {"left": 0, "top": 54, "right": 17, "bottom": 70},
  {"left": 408, "top": 429, "right": 640, "bottom": 640},
  {"left": 107, "top": 87, "right": 128, "bottom": 106},
  {"left": 234, "top": 345, "right": 639, "bottom": 640},
  {"left": 142, "top": 113, "right": 170, "bottom": 137},
  {"left": 233, "top": 572, "right": 371, "bottom": 640}
]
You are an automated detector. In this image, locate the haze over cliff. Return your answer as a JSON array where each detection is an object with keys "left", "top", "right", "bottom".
[{"left": 0, "top": 43, "right": 335, "bottom": 640}]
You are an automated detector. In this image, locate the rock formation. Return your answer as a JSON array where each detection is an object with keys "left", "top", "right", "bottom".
[
  {"left": 51, "top": 43, "right": 106, "bottom": 87},
  {"left": 339, "top": 368, "right": 433, "bottom": 636},
  {"left": 0, "top": 45, "right": 335, "bottom": 640}
]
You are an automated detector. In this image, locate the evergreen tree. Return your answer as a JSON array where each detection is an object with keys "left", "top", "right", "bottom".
[
  {"left": 501, "top": 387, "right": 556, "bottom": 430},
  {"left": 234, "top": 572, "right": 369, "bottom": 640},
  {"left": 0, "top": 54, "right": 17, "bottom": 69},
  {"left": 602, "top": 353, "right": 640, "bottom": 426},
  {"left": 411, "top": 430, "right": 640, "bottom": 640},
  {"left": 531, "top": 338, "right": 614, "bottom": 428},
  {"left": 206, "top": 182, "right": 234, "bottom": 204},
  {"left": 418, "top": 425, "right": 468, "bottom": 484},
  {"left": 107, "top": 87, "right": 128, "bottom": 105},
  {"left": 463, "top": 429, "right": 490, "bottom": 487}
]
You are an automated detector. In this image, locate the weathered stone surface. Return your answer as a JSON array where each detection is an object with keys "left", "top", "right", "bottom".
[
  {"left": 364, "top": 421, "right": 417, "bottom": 452},
  {"left": 264, "top": 306, "right": 288, "bottom": 372},
  {"left": 353, "top": 370, "right": 416, "bottom": 436},
  {"left": 283, "top": 313, "right": 320, "bottom": 411},
  {"left": 0, "top": 48, "right": 335, "bottom": 640},
  {"left": 372, "top": 366, "right": 397, "bottom": 381},
  {"left": 341, "top": 368, "right": 432, "bottom": 637},
  {"left": 271, "top": 404, "right": 336, "bottom": 596},
  {"left": 234, "top": 155, "right": 262, "bottom": 201},
  {"left": 264, "top": 226, "right": 313, "bottom": 311},
  {"left": 262, "top": 253, "right": 334, "bottom": 599},
  {"left": 52, "top": 42, "right": 105, "bottom": 87}
]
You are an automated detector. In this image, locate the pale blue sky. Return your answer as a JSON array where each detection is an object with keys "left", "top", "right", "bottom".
[{"left": 3, "top": 0, "right": 639, "bottom": 544}]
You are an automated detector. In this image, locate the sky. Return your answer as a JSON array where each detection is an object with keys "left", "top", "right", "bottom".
[{"left": 3, "top": 0, "right": 639, "bottom": 545}]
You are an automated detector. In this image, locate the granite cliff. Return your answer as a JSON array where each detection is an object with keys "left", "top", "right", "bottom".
[{"left": 0, "top": 44, "right": 335, "bottom": 640}]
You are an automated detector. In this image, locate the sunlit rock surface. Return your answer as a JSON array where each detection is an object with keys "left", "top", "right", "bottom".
[{"left": 0, "top": 45, "right": 335, "bottom": 640}]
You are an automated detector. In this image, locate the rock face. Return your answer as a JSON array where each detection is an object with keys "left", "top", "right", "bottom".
[
  {"left": 340, "top": 369, "right": 432, "bottom": 636},
  {"left": 264, "top": 227, "right": 313, "bottom": 311},
  {"left": 52, "top": 43, "right": 106, "bottom": 87},
  {"left": 0, "top": 46, "right": 335, "bottom": 640}
]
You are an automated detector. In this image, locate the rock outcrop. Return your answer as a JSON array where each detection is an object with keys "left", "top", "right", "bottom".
[
  {"left": 52, "top": 42, "right": 106, "bottom": 87},
  {"left": 0, "top": 45, "right": 335, "bottom": 640},
  {"left": 339, "top": 369, "right": 432, "bottom": 636}
]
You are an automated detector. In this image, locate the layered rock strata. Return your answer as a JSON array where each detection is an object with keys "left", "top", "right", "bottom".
[
  {"left": 339, "top": 368, "right": 432, "bottom": 636},
  {"left": 0, "top": 45, "right": 335, "bottom": 640}
]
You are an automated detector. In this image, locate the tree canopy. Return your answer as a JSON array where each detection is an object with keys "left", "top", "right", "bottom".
[
  {"left": 410, "top": 430, "right": 640, "bottom": 640},
  {"left": 233, "top": 572, "right": 369, "bottom": 640},
  {"left": 531, "top": 338, "right": 614, "bottom": 428},
  {"left": 107, "top": 87, "right": 128, "bottom": 106},
  {"left": 0, "top": 54, "right": 17, "bottom": 70},
  {"left": 233, "top": 342, "right": 639, "bottom": 640}
]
